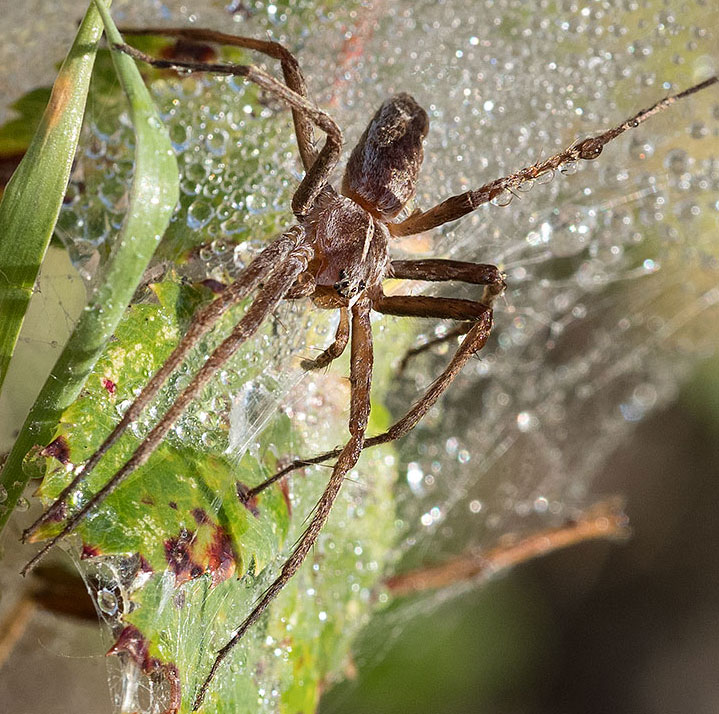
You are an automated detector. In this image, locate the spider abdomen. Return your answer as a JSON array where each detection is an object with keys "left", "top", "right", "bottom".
[{"left": 341, "top": 93, "right": 429, "bottom": 220}]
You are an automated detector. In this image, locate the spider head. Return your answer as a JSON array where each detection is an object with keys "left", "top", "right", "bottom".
[{"left": 342, "top": 93, "right": 429, "bottom": 220}]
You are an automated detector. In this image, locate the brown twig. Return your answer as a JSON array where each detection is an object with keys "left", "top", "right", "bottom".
[{"left": 385, "top": 499, "right": 630, "bottom": 596}]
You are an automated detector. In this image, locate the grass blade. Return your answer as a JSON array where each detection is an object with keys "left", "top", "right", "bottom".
[
  {"left": 0, "top": 1, "right": 179, "bottom": 535},
  {"left": 0, "top": 3, "right": 107, "bottom": 392}
]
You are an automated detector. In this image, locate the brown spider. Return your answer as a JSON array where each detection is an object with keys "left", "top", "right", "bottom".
[{"left": 19, "top": 25, "right": 717, "bottom": 711}]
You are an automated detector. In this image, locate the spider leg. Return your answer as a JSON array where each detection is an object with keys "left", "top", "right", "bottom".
[
  {"left": 242, "top": 306, "right": 493, "bottom": 501},
  {"left": 390, "top": 258, "right": 506, "bottom": 303},
  {"left": 120, "top": 28, "right": 318, "bottom": 170},
  {"left": 390, "top": 76, "right": 718, "bottom": 237},
  {"left": 22, "top": 229, "right": 304, "bottom": 544},
  {"left": 192, "top": 295, "right": 374, "bottom": 711},
  {"left": 372, "top": 294, "right": 489, "bottom": 320},
  {"left": 114, "top": 43, "right": 342, "bottom": 217},
  {"left": 300, "top": 307, "right": 350, "bottom": 370},
  {"left": 21, "top": 241, "right": 313, "bottom": 575},
  {"left": 388, "top": 258, "right": 505, "bottom": 370}
]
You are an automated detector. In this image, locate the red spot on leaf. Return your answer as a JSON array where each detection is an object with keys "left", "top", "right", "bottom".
[
  {"left": 162, "top": 663, "right": 181, "bottom": 714},
  {"left": 191, "top": 507, "right": 210, "bottom": 525},
  {"left": 164, "top": 529, "right": 203, "bottom": 586},
  {"left": 80, "top": 543, "right": 101, "bottom": 559},
  {"left": 101, "top": 377, "right": 117, "bottom": 394},
  {"left": 41, "top": 436, "right": 70, "bottom": 465},
  {"left": 107, "top": 624, "right": 148, "bottom": 664},
  {"left": 278, "top": 477, "right": 292, "bottom": 517},
  {"left": 206, "top": 526, "right": 237, "bottom": 587},
  {"left": 138, "top": 555, "right": 153, "bottom": 575},
  {"left": 168, "top": 501, "right": 178, "bottom": 510},
  {"left": 236, "top": 481, "right": 260, "bottom": 517}
]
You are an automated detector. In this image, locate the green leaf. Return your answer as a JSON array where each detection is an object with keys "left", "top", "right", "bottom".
[
  {"left": 0, "top": 3, "right": 179, "bottom": 533},
  {"left": 33, "top": 276, "right": 400, "bottom": 713}
]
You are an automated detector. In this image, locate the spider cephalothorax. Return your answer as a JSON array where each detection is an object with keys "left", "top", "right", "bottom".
[
  {"left": 303, "top": 188, "right": 389, "bottom": 305},
  {"left": 20, "top": 22, "right": 717, "bottom": 712}
]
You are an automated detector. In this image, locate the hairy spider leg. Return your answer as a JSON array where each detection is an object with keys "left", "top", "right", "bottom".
[
  {"left": 390, "top": 76, "right": 718, "bottom": 237},
  {"left": 300, "top": 306, "right": 351, "bottom": 370},
  {"left": 119, "top": 27, "right": 318, "bottom": 170},
  {"left": 192, "top": 295, "right": 374, "bottom": 711},
  {"left": 388, "top": 258, "right": 505, "bottom": 370},
  {"left": 23, "top": 229, "right": 304, "bottom": 542},
  {"left": 22, "top": 243, "right": 313, "bottom": 575},
  {"left": 114, "top": 42, "right": 343, "bottom": 217}
]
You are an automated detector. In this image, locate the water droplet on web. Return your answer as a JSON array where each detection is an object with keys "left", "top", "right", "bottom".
[
  {"left": 688, "top": 121, "right": 708, "bottom": 140},
  {"left": 491, "top": 188, "right": 514, "bottom": 207},
  {"left": 536, "top": 168, "right": 555, "bottom": 185},
  {"left": 169, "top": 122, "right": 191, "bottom": 151},
  {"left": 664, "top": 148, "right": 689, "bottom": 175},
  {"left": 97, "top": 588, "right": 119, "bottom": 616},
  {"left": 628, "top": 136, "right": 655, "bottom": 160},
  {"left": 205, "top": 129, "right": 230, "bottom": 155},
  {"left": 406, "top": 462, "right": 424, "bottom": 495},
  {"left": 187, "top": 199, "right": 214, "bottom": 230},
  {"left": 516, "top": 411, "right": 539, "bottom": 432}
]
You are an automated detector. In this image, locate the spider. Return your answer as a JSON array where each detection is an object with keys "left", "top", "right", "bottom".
[{"left": 18, "top": 24, "right": 717, "bottom": 711}]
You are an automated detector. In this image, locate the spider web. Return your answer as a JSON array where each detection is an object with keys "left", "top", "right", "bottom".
[
  {"left": 1, "top": 0, "right": 717, "bottom": 712},
  {"left": 332, "top": 0, "right": 719, "bottom": 678}
]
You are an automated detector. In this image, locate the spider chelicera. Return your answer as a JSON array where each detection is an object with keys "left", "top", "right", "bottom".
[{"left": 19, "top": 24, "right": 717, "bottom": 710}]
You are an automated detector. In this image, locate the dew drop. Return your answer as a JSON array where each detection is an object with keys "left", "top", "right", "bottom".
[
  {"left": 628, "top": 136, "right": 655, "bottom": 160},
  {"left": 516, "top": 410, "right": 539, "bottom": 432},
  {"left": 664, "top": 148, "right": 689, "bottom": 175},
  {"left": 688, "top": 121, "right": 707, "bottom": 140},
  {"left": 97, "top": 588, "right": 119, "bottom": 616},
  {"left": 469, "top": 499, "right": 483, "bottom": 513},
  {"left": 187, "top": 199, "right": 214, "bottom": 230},
  {"left": 491, "top": 188, "right": 514, "bottom": 207}
]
